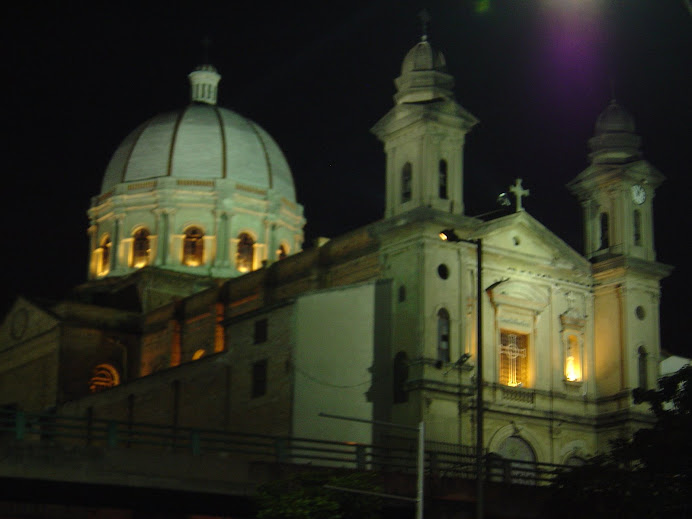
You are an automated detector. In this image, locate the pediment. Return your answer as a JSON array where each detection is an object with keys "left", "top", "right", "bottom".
[
  {"left": 477, "top": 212, "right": 590, "bottom": 275},
  {"left": 0, "top": 297, "right": 61, "bottom": 351}
]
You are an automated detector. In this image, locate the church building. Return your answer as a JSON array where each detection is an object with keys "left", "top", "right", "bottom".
[{"left": 0, "top": 34, "right": 672, "bottom": 468}]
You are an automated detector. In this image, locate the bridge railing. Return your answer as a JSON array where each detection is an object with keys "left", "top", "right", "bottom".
[{"left": 0, "top": 409, "right": 565, "bottom": 486}]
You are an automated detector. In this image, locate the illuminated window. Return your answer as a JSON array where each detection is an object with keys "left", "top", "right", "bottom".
[
  {"left": 439, "top": 159, "right": 448, "bottom": 199},
  {"left": 96, "top": 235, "right": 111, "bottom": 276},
  {"left": 564, "top": 334, "right": 582, "bottom": 382},
  {"left": 638, "top": 346, "right": 648, "bottom": 390},
  {"left": 182, "top": 226, "right": 204, "bottom": 266},
  {"left": 277, "top": 244, "right": 288, "bottom": 260},
  {"left": 131, "top": 228, "right": 150, "bottom": 268},
  {"left": 599, "top": 213, "right": 609, "bottom": 250},
  {"left": 500, "top": 332, "right": 528, "bottom": 387},
  {"left": 89, "top": 364, "right": 120, "bottom": 393},
  {"left": 633, "top": 210, "right": 642, "bottom": 246},
  {"left": 252, "top": 359, "right": 267, "bottom": 398},
  {"left": 236, "top": 233, "right": 255, "bottom": 272},
  {"left": 437, "top": 309, "right": 450, "bottom": 362},
  {"left": 402, "top": 162, "right": 412, "bottom": 203},
  {"left": 192, "top": 349, "right": 205, "bottom": 360}
]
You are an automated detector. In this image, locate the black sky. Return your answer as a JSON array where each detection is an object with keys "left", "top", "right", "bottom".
[{"left": 2, "top": 1, "right": 690, "bottom": 355}]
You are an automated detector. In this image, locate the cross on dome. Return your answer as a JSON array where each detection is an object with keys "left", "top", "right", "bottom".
[
  {"left": 418, "top": 8, "right": 431, "bottom": 41},
  {"left": 509, "top": 178, "right": 530, "bottom": 212}
]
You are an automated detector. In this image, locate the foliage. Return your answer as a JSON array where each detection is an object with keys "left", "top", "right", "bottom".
[
  {"left": 541, "top": 365, "right": 691, "bottom": 518},
  {"left": 256, "top": 471, "right": 383, "bottom": 519}
]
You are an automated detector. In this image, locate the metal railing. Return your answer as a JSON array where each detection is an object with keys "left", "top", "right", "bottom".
[{"left": 0, "top": 409, "right": 566, "bottom": 486}]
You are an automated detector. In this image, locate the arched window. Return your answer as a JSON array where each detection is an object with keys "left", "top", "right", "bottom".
[
  {"left": 97, "top": 235, "right": 111, "bottom": 276},
  {"left": 500, "top": 331, "right": 528, "bottom": 387},
  {"left": 182, "top": 226, "right": 204, "bottom": 266},
  {"left": 565, "top": 334, "right": 581, "bottom": 382},
  {"left": 633, "top": 210, "right": 642, "bottom": 246},
  {"left": 437, "top": 309, "right": 450, "bottom": 362},
  {"left": 89, "top": 364, "right": 120, "bottom": 393},
  {"left": 131, "top": 228, "right": 150, "bottom": 268},
  {"left": 439, "top": 159, "right": 448, "bottom": 199},
  {"left": 638, "top": 346, "right": 648, "bottom": 390},
  {"left": 236, "top": 233, "right": 255, "bottom": 273},
  {"left": 277, "top": 244, "right": 288, "bottom": 261},
  {"left": 401, "top": 162, "right": 412, "bottom": 203},
  {"left": 599, "top": 212, "right": 609, "bottom": 250},
  {"left": 492, "top": 436, "right": 537, "bottom": 485}
]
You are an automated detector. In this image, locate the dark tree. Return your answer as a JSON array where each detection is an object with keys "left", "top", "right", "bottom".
[
  {"left": 542, "top": 365, "right": 691, "bottom": 518},
  {"left": 256, "top": 471, "right": 383, "bottom": 519}
]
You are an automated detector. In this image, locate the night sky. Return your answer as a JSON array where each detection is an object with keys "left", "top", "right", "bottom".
[{"left": 2, "top": 1, "right": 690, "bottom": 355}]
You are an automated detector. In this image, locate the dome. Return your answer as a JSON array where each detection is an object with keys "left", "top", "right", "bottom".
[
  {"left": 588, "top": 99, "right": 641, "bottom": 164},
  {"left": 101, "top": 104, "right": 297, "bottom": 202},
  {"left": 400, "top": 40, "right": 447, "bottom": 74},
  {"left": 88, "top": 64, "right": 305, "bottom": 282},
  {"left": 394, "top": 38, "right": 455, "bottom": 105},
  {"left": 594, "top": 99, "right": 636, "bottom": 135}
]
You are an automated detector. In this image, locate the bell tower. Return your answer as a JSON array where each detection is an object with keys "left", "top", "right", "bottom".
[
  {"left": 568, "top": 100, "right": 672, "bottom": 398},
  {"left": 568, "top": 99, "right": 664, "bottom": 262},
  {"left": 371, "top": 35, "right": 477, "bottom": 218}
]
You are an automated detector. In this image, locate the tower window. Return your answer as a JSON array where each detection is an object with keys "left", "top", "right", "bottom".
[
  {"left": 236, "top": 233, "right": 255, "bottom": 273},
  {"left": 402, "top": 162, "right": 412, "bottom": 203},
  {"left": 437, "top": 309, "right": 450, "bottom": 362},
  {"left": 131, "top": 228, "right": 150, "bottom": 268},
  {"left": 599, "top": 213, "right": 609, "bottom": 250},
  {"left": 97, "top": 235, "right": 111, "bottom": 277},
  {"left": 182, "top": 226, "right": 204, "bottom": 266},
  {"left": 638, "top": 346, "right": 648, "bottom": 390},
  {"left": 252, "top": 359, "right": 268, "bottom": 398},
  {"left": 500, "top": 331, "right": 528, "bottom": 387},
  {"left": 439, "top": 159, "right": 448, "bottom": 199},
  {"left": 633, "top": 210, "right": 642, "bottom": 246}
]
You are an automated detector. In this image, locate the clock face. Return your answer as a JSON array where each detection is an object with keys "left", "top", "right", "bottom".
[{"left": 631, "top": 184, "right": 646, "bottom": 205}]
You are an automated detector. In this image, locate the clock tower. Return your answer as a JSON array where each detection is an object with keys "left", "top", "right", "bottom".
[
  {"left": 568, "top": 100, "right": 672, "bottom": 401},
  {"left": 568, "top": 99, "right": 664, "bottom": 263}
]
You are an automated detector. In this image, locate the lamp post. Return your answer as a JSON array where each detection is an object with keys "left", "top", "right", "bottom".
[{"left": 440, "top": 231, "right": 483, "bottom": 519}]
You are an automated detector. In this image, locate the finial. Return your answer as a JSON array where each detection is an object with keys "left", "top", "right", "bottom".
[
  {"left": 418, "top": 8, "right": 431, "bottom": 42},
  {"left": 509, "top": 178, "right": 530, "bottom": 212},
  {"left": 609, "top": 76, "right": 618, "bottom": 104},
  {"left": 202, "top": 36, "right": 212, "bottom": 63}
]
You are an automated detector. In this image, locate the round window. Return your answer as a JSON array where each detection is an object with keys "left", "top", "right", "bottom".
[
  {"left": 437, "top": 264, "right": 449, "bottom": 279},
  {"left": 635, "top": 306, "right": 646, "bottom": 320}
]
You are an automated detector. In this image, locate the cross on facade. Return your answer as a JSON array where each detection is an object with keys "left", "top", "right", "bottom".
[
  {"left": 509, "top": 178, "right": 530, "bottom": 212},
  {"left": 501, "top": 334, "right": 526, "bottom": 387}
]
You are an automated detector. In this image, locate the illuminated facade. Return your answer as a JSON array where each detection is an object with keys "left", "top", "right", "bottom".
[{"left": 0, "top": 37, "right": 674, "bottom": 468}]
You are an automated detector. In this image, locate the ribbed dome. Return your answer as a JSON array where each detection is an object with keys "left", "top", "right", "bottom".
[
  {"left": 594, "top": 99, "right": 636, "bottom": 135},
  {"left": 588, "top": 99, "right": 641, "bottom": 164},
  {"left": 400, "top": 40, "right": 447, "bottom": 74},
  {"left": 101, "top": 104, "right": 296, "bottom": 202},
  {"left": 394, "top": 39, "right": 455, "bottom": 105}
]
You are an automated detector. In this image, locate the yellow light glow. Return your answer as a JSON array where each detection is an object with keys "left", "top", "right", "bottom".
[
  {"left": 565, "top": 355, "right": 580, "bottom": 381},
  {"left": 439, "top": 232, "right": 449, "bottom": 241},
  {"left": 192, "top": 349, "right": 205, "bottom": 360}
]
